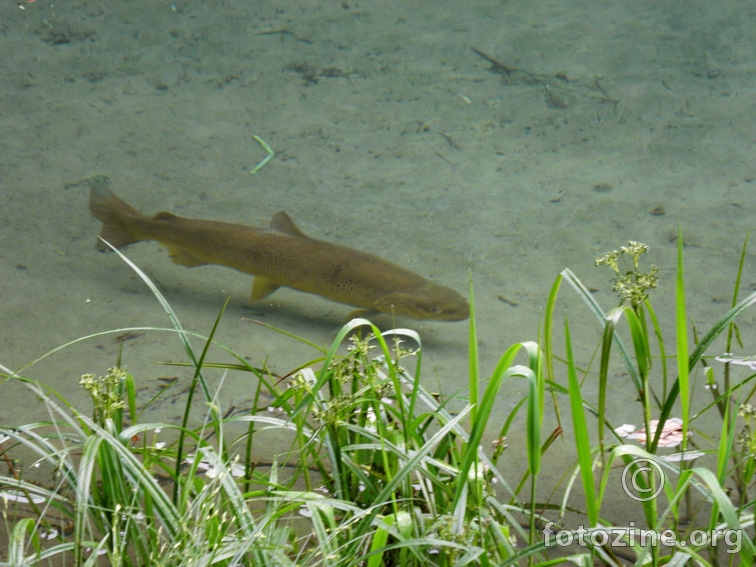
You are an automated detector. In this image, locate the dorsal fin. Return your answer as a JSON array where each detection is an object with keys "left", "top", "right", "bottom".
[
  {"left": 154, "top": 211, "right": 179, "bottom": 221},
  {"left": 267, "top": 211, "right": 308, "bottom": 238}
]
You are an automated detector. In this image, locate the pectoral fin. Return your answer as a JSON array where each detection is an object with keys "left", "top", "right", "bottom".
[
  {"left": 167, "top": 246, "right": 207, "bottom": 267},
  {"left": 250, "top": 277, "right": 280, "bottom": 302}
]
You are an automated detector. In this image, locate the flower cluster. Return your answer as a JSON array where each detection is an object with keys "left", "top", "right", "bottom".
[
  {"left": 595, "top": 241, "right": 658, "bottom": 307},
  {"left": 737, "top": 403, "right": 756, "bottom": 457},
  {"left": 79, "top": 366, "right": 127, "bottom": 423}
]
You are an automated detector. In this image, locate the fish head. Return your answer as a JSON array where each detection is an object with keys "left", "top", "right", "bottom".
[{"left": 373, "top": 283, "right": 470, "bottom": 321}]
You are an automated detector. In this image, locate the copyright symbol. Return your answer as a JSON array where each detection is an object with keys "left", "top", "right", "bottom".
[{"left": 621, "top": 458, "right": 665, "bottom": 502}]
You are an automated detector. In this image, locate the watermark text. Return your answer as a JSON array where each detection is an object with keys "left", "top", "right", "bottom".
[{"left": 543, "top": 522, "right": 742, "bottom": 553}]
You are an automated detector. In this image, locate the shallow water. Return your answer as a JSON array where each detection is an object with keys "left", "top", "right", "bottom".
[{"left": 2, "top": 0, "right": 755, "bottom": 528}]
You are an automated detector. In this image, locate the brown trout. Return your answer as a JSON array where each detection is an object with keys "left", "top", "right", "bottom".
[{"left": 88, "top": 179, "right": 469, "bottom": 321}]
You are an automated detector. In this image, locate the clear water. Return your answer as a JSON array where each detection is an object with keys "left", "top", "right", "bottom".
[{"left": 2, "top": 0, "right": 755, "bottom": 528}]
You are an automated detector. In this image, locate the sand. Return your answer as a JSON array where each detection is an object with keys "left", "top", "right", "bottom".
[{"left": 2, "top": 0, "right": 756, "bottom": 522}]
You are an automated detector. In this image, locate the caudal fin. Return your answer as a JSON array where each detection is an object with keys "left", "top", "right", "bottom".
[{"left": 88, "top": 177, "right": 145, "bottom": 251}]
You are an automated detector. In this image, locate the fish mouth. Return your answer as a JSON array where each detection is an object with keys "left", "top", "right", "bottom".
[
  {"left": 441, "top": 304, "right": 471, "bottom": 321},
  {"left": 426, "top": 302, "right": 470, "bottom": 321},
  {"left": 374, "top": 286, "right": 470, "bottom": 321},
  {"left": 376, "top": 290, "right": 470, "bottom": 321}
]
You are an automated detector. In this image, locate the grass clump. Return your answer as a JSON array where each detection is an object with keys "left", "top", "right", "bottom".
[
  {"left": 2, "top": 233, "right": 756, "bottom": 566},
  {"left": 0, "top": 322, "right": 529, "bottom": 566}
]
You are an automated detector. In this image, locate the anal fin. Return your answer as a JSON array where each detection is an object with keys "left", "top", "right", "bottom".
[
  {"left": 250, "top": 277, "right": 280, "bottom": 302},
  {"left": 167, "top": 246, "right": 207, "bottom": 267}
]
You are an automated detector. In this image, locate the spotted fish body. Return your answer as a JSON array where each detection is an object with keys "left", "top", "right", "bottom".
[{"left": 88, "top": 179, "right": 469, "bottom": 321}]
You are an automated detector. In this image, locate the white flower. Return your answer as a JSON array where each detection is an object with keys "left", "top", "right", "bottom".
[
  {"left": 662, "top": 451, "right": 705, "bottom": 462},
  {"left": 715, "top": 355, "right": 756, "bottom": 370},
  {"left": 298, "top": 506, "right": 313, "bottom": 518},
  {"left": 614, "top": 424, "right": 636, "bottom": 438}
]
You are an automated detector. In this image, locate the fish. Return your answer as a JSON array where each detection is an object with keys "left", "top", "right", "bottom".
[{"left": 88, "top": 178, "right": 469, "bottom": 321}]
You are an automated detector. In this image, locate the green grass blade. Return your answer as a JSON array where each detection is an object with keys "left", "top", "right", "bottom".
[
  {"left": 93, "top": 420, "right": 181, "bottom": 539},
  {"left": 289, "top": 318, "right": 377, "bottom": 420},
  {"left": 691, "top": 468, "right": 755, "bottom": 564},
  {"left": 99, "top": 239, "right": 200, "bottom": 367},
  {"left": 366, "top": 516, "right": 394, "bottom": 567},
  {"left": 597, "top": 307, "right": 623, "bottom": 457},
  {"left": 74, "top": 434, "right": 101, "bottom": 566},
  {"left": 644, "top": 300, "right": 669, "bottom": 398},
  {"left": 561, "top": 268, "right": 642, "bottom": 392},
  {"left": 653, "top": 272, "right": 756, "bottom": 452},
  {"left": 99, "top": 241, "right": 224, "bottom": 415},
  {"left": 727, "top": 231, "right": 750, "bottom": 350},
  {"left": 674, "top": 227, "right": 690, "bottom": 454},
  {"left": 468, "top": 273, "right": 479, "bottom": 423},
  {"left": 174, "top": 297, "right": 230, "bottom": 503},
  {"left": 243, "top": 318, "right": 327, "bottom": 353},
  {"left": 688, "top": 288, "right": 756, "bottom": 367},
  {"left": 453, "top": 341, "right": 541, "bottom": 515},
  {"left": 365, "top": 407, "right": 471, "bottom": 532},
  {"left": 543, "top": 273, "right": 563, "bottom": 430},
  {"left": 564, "top": 317, "right": 598, "bottom": 525},
  {"left": 7, "top": 518, "right": 36, "bottom": 566}
]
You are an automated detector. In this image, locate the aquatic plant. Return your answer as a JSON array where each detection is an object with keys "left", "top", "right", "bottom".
[{"left": 1, "top": 233, "right": 755, "bottom": 566}]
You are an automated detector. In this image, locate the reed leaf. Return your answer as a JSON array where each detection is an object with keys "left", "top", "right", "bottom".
[{"left": 564, "top": 317, "right": 598, "bottom": 525}]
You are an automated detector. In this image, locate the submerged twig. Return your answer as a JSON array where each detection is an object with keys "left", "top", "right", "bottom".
[{"left": 471, "top": 47, "right": 620, "bottom": 107}]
